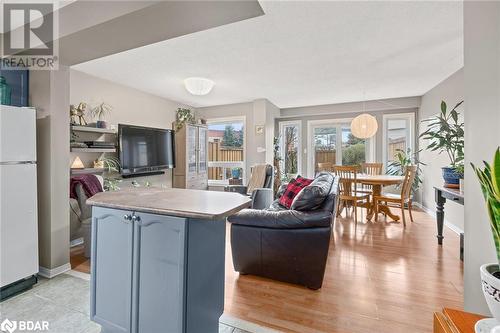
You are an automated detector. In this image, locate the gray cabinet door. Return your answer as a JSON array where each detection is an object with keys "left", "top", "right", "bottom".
[
  {"left": 91, "top": 207, "right": 134, "bottom": 333},
  {"left": 134, "top": 212, "right": 186, "bottom": 333}
]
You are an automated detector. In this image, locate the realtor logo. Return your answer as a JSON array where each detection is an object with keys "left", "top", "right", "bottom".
[{"left": 2, "top": 2, "right": 58, "bottom": 70}]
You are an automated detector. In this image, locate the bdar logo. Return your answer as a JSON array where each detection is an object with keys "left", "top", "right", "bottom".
[{"left": 0, "top": 318, "right": 17, "bottom": 333}]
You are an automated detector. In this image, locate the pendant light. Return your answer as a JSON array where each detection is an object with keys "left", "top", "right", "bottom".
[{"left": 351, "top": 95, "right": 378, "bottom": 139}]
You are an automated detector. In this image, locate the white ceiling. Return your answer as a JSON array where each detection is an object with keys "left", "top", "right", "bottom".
[{"left": 73, "top": 1, "right": 463, "bottom": 109}]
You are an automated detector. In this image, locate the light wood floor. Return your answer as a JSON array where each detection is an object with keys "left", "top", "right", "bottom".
[
  {"left": 70, "top": 244, "right": 90, "bottom": 274},
  {"left": 70, "top": 208, "right": 463, "bottom": 333},
  {"left": 224, "top": 208, "right": 463, "bottom": 333}
]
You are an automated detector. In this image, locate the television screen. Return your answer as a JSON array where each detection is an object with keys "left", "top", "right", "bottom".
[{"left": 118, "top": 124, "right": 175, "bottom": 177}]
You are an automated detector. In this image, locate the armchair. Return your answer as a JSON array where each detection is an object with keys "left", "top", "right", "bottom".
[
  {"left": 225, "top": 164, "right": 274, "bottom": 209},
  {"left": 228, "top": 173, "right": 340, "bottom": 289}
]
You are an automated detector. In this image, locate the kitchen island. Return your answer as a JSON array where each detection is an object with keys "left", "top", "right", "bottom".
[{"left": 87, "top": 188, "right": 251, "bottom": 333}]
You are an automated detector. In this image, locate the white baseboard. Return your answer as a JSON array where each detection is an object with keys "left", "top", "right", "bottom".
[
  {"left": 38, "top": 263, "right": 72, "bottom": 279},
  {"left": 413, "top": 202, "right": 464, "bottom": 235},
  {"left": 220, "top": 314, "right": 282, "bottom": 333}
]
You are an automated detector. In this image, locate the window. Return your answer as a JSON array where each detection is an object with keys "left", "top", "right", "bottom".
[
  {"left": 383, "top": 113, "right": 415, "bottom": 172},
  {"left": 307, "top": 119, "right": 375, "bottom": 177},
  {"left": 207, "top": 117, "right": 245, "bottom": 185},
  {"left": 279, "top": 121, "right": 302, "bottom": 178}
]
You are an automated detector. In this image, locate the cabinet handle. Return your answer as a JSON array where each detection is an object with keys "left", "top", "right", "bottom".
[
  {"left": 123, "top": 214, "right": 132, "bottom": 222},
  {"left": 131, "top": 215, "right": 141, "bottom": 223}
]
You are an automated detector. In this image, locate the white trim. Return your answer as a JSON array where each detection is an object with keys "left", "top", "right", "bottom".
[
  {"left": 220, "top": 313, "right": 282, "bottom": 333},
  {"left": 382, "top": 112, "right": 415, "bottom": 171},
  {"left": 413, "top": 202, "right": 463, "bottom": 235},
  {"left": 278, "top": 120, "right": 302, "bottom": 176},
  {"left": 38, "top": 263, "right": 71, "bottom": 279},
  {"left": 206, "top": 116, "right": 247, "bottom": 183},
  {"left": 65, "top": 270, "right": 90, "bottom": 281}
]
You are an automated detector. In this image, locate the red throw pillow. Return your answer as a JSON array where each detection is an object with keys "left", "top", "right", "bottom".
[{"left": 279, "top": 176, "right": 313, "bottom": 209}]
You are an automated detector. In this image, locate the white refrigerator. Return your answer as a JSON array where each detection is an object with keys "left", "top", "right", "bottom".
[{"left": 0, "top": 105, "right": 39, "bottom": 293}]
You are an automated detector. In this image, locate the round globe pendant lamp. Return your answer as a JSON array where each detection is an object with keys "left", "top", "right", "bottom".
[
  {"left": 184, "top": 77, "right": 215, "bottom": 96},
  {"left": 351, "top": 113, "right": 378, "bottom": 139}
]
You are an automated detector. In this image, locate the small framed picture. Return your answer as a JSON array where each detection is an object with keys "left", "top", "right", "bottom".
[{"left": 255, "top": 125, "right": 264, "bottom": 134}]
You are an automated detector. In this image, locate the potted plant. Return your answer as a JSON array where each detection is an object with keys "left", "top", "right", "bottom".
[
  {"left": 420, "top": 100, "right": 464, "bottom": 188},
  {"left": 90, "top": 102, "right": 113, "bottom": 129},
  {"left": 472, "top": 148, "right": 500, "bottom": 323},
  {"left": 175, "top": 108, "right": 194, "bottom": 130},
  {"left": 387, "top": 148, "right": 425, "bottom": 194}
]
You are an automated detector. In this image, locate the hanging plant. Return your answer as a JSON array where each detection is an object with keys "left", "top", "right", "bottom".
[{"left": 175, "top": 108, "right": 194, "bottom": 130}]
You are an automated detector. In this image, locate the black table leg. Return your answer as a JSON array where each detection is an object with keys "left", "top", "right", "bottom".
[{"left": 435, "top": 190, "right": 446, "bottom": 245}]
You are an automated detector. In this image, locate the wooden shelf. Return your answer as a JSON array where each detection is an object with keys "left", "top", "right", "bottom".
[
  {"left": 70, "top": 168, "right": 105, "bottom": 175},
  {"left": 71, "top": 125, "right": 116, "bottom": 134},
  {"left": 71, "top": 148, "right": 116, "bottom": 153}
]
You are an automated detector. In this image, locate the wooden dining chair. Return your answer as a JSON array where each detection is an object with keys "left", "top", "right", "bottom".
[
  {"left": 361, "top": 163, "right": 383, "bottom": 175},
  {"left": 317, "top": 162, "right": 333, "bottom": 173},
  {"left": 357, "top": 163, "right": 383, "bottom": 194},
  {"left": 373, "top": 165, "right": 417, "bottom": 226},
  {"left": 332, "top": 165, "right": 370, "bottom": 224}
]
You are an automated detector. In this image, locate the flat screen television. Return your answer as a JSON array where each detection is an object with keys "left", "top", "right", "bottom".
[{"left": 118, "top": 124, "right": 175, "bottom": 177}]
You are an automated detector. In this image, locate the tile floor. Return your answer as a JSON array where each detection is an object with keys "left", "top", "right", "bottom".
[{"left": 0, "top": 273, "right": 253, "bottom": 333}]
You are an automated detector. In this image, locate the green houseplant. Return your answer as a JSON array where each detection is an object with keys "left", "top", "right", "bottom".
[
  {"left": 387, "top": 148, "right": 425, "bottom": 194},
  {"left": 420, "top": 100, "right": 464, "bottom": 187},
  {"left": 175, "top": 108, "right": 194, "bottom": 130},
  {"left": 90, "top": 102, "right": 113, "bottom": 129},
  {"left": 472, "top": 148, "right": 500, "bottom": 324}
]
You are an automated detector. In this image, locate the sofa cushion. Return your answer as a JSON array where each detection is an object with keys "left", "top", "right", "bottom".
[
  {"left": 278, "top": 176, "right": 313, "bottom": 209},
  {"left": 227, "top": 209, "right": 333, "bottom": 229},
  {"left": 291, "top": 172, "right": 334, "bottom": 211}
]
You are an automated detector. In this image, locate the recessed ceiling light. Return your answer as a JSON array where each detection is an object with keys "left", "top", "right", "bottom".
[{"left": 184, "top": 77, "right": 215, "bottom": 96}]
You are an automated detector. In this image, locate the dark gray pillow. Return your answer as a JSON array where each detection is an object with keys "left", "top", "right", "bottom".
[{"left": 291, "top": 172, "right": 333, "bottom": 211}]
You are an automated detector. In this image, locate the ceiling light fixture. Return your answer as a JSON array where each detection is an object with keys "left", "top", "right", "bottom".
[
  {"left": 351, "top": 113, "right": 378, "bottom": 139},
  {"left": 184, "top": 77, "right": 215, "bottom": 96}
]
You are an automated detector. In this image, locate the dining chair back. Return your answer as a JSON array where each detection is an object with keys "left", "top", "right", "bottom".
[
  {"left": 401, "top": 165, "right": 417, "bottom": 200},
  {"left": 361, "top": 163, "right": 383, "bottom": 175},
  {"left": 332, "top": 165, "right": 369, "bottom": 223}
]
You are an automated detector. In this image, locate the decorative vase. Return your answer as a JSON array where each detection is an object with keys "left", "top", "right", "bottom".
[
  {"left": 442, "top": 166, "right": 461, "bottom": 188},
  {"left": 0, "top": 76, "right": 12, "bottom": 105},
  {"left": 480, "top": 264, "right": 500, "bottom": 323},
  {"left": 96, "top": 120, "right": 107, "bottom": 129}
]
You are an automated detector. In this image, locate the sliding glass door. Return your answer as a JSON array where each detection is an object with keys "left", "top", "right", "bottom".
[{"left": 308, "top": 120, "right": 371, "bottom": 177}]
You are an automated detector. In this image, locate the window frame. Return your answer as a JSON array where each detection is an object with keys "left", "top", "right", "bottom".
[
  {"left": 278, "top": 120, "right": 302, "bottom": 178},
  {"left": 382, "top": 112, "right": 415, "bottom": 171},
  {"left": 206, "top": 116, "right": 247, "bottom": 186}
]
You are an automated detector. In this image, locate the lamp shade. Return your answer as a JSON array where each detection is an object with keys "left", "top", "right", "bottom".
[
  {"left": 71, "top": 156, "right": 85, "bottom": 169},
  {"left": 184, "top": 77, "right": 215, "bottom": 96},
  {"left": 350, "top": 114, "right": 378, "bottom": 139}
]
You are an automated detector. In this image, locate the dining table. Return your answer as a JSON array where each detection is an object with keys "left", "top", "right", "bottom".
[{"left": 355, "top": 174, "right": 405, "bottom": 222}]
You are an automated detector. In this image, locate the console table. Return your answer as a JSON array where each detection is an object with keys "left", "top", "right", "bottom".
[
  {"left": 434, "top": 186, "right": 464, "bottom": 259},
  {"left": 434, "top": 308, "right": 485, "bottom": 333}
]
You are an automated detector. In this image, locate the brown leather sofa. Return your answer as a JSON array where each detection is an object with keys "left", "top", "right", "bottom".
[{"left": 227, "top": 173, "right": 340, "bottom": 290}]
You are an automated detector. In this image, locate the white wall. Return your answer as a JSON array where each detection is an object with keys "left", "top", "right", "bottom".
[
  {"left": 464, "top": 1, "right": 500, "bottom": 315},
  {"left": 70, "top": 69, "right": 191, "bottom": 187},
  {"left": 196, "top": 99, "right": 279, "bottom": 180},
  {"left": 419, "top": 68, "right": 464, "bottom": 231}
]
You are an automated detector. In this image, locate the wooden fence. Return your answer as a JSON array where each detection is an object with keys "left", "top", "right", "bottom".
[
  {"left": 387, "top": 138, "right": 406, "bottom": 162},
  {"left": 208, "top": 141, "right": 243, "bottom": 180}
]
